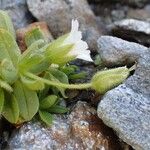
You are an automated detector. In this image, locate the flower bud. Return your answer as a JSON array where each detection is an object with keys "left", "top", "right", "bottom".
[
  {"left": 45, "top": 20, "right": 93, "bottom": 65},
  {"left": 91, "top": 66, "right": 129, "bottom": 94}
]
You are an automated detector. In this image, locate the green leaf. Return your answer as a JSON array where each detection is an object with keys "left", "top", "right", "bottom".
[
  {"left": 19, "top": 40, "right": 49, "bottom": 74},
  {"left": 0, "top": 59, "right": 18, "bottom": 84},
  {"left": 0, "top": 79, "right": 13, "bottom": 92},
  {"left": 40, "top": 95, "right": 57, "bottom": 109},
  {"left": 21, "top": 75, "right": 45, "bottom": 91},
  {"left": 0, "top": 29, "right": 20, "bottom": 67},
  {"left": 38, "top": 84, "right": 50, "bottom": 100},
  {"left": 49, "top": 68, "right": 69, "bottom": 84},
  {"left": 48, "top": 105, "right": 69, "bottom": 114},
  {"left": 69, "top": 72, "right": 87, "bottom": 80},
  {"left": 0, "top": 88, "right": 4, "bottom": 114},
  {"left": 39, "top": 110, "right": 53, "bottom": 126},
  {"left": 60, "top": 65, "right": 76, "bottom": 76},
  {"left": 13, "top": 80, "right": 39, "bottom": 121},
  {"left": 20, "top": 39, "right": 45, "bottom": 61},
  {"left": 29, "top": 60, "right": 50, "bottom": 75},
  {"left": 25, "top": 28, "right": 46, "bottom": 47},
  {"left": 44, "top": 69, "right": 68, "bottom": 97},
  {"left": 2, "top": 93, "right": 19, "bottom": 123},
  {"left": 0, "top": 10, "right": 16, "bottom": 38},
  {"left": 19, "top": 53, "right": 44, "bottom": 72}
]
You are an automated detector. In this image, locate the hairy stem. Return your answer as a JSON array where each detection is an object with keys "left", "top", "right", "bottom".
[{"left": 25, "top": 72, "right": 92, "bottom": 89}]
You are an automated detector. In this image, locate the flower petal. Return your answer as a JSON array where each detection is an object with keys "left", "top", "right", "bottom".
[
  {"left": 76, "top": 50, "right": 93, "bottom": 62},
  {"left": 63, "top": 19, "right": 93, "bottom": 62}
]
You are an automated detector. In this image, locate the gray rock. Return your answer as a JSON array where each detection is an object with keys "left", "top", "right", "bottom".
[
  {"left": 127, "top": 8, "right": 150, "bottom": 21},
  {"left": 27, "top": 0, "right": 101, "bottom": 52},
  {"left": 0, "top": 119, "right": 11, "bottom": 150},
  {"left": 111, "top": 10, "right": 126, "bottom": 22},
  {"left": 0, "top": 0, "right": 34, "bottom": 29},
  {"left": 121, "top": 0, "right": 149, "bottom": 7},
  {"left": 110, "top": 19, "right": 150, "bottom": 46},
  {"left": 97, "top": 39, "right": 150, "bottom": 150},
  {"left": 90, "top": 3, "right": 128, "bottom": 32},
  {"left": 88, "top": 0, "right": 149, "bottom": 7},
  {"left": 0, "top": 119, "right": 3, "bottom": 149},
  {"left": 97, "top": 36, "right": 148, "bottom": 67},
  {"left": 8, "top": 101, "right": 125, "bottom": 150}
]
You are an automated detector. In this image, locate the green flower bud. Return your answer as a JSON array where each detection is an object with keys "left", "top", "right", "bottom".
[{"left": 91, "top": 66, "right": 129, "bottom": 94}]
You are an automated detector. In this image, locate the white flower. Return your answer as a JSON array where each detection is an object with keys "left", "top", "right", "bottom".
[{"left": 62, "top": 20, "right": 93, "bottom": 62}]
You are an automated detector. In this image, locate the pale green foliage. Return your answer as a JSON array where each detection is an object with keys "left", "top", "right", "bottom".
[
  {"left": 40, "top": 95, "right": 57, "bottom": 109},
  {"left": 0, "top": 11, "right": 16, "bottom": 38},
  {"left": 39, "top": 110, "right": 53, "bottom": 126},
  {"left": 0, "top": 11, "right": 131, "bottom": 126},
  {"left": 2, "top": 94, "right": 19, "bottom": 123},
  {"left": 13, "top": 81, "right": 39, "bottom": 121},
  {"left": 0, "top": 88, "right": 4, "bottom": 114},
  {"left": 0, "top": 11, "right": 70, "bottom": 125}
]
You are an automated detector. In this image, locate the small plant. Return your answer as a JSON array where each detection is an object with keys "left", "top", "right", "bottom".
[{"left": 0, "top": 11, "right": 132, "bottom": 126}]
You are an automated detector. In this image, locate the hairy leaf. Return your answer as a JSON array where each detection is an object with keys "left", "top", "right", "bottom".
[
  {"left": 0, "top": 29, "right": 20, "bottom": 67},
  {"left": 39, "top": 110, "right": 53, "bottom": 126},
  {"left": 0, "top": 79, "right": 13, "bottom": 92},
  {"left": 48, "top": 105, "right": 69, "bottom": 114},
  {"left": 30, "top": 60, "right": 50, "bottom": 75},
  {"left": 0, "top": 59, "right": 18, "bottom": 84},
  {"left": 13, "top": 81, "right": 39, "bottom": 121},
  {"left": 49, "top": 68, "right": 69, "bottom": 84},
  {"left": 60, "top": 65, "right": 77, "bottom": 76},
  {"left": 20, "top": 53, "right": 44, "bottom": 72},
  {"left": 0, "top": 88, "right": 4, "bottom": 114},
  {"left": 44, "top": 70, "right": 68, "bottom": 97},
  {"left": 69, "top": 72, "right": 87, "bottom": 80},
  {"left": 21, "top": 75, "right": 45, "bottom": 91},
  {"left": 19, "top": 40, "right": 49, "bottom": 74},
  {"left": 40, "top": 95, "right": 57, "bottom": 109},
  {"left": 2, "top": 93, "right": 19, "bottom": 123},
  {"left": 25, "top": 28, "right": 46, "bottom": 47},
  {"left": 20, "top": 39, "right": 45, "bottom": 60},
  {"left": 0, "top": 10, "right": 16, "bottom": 38}
]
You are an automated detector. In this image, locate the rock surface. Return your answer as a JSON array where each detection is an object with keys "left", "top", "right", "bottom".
[
  {"left": 27, "top": 0, "right": 101, "bottom": 52},
  {"left": 97, "top": 36, "right": 148, "bottom": 67},
  {"left": 0, "top": 0, "right": 34, "bottom": 29},
  {"left": 88, "top": 0, "right": 149, "bottom": 7},
  {"left": 8, "top": 101, "right": 125, "bottom": 150},
  {"left": 0, "top": 119, "right": 3, "bottom": 149},
  {"left": 110, "top": 19, "right": 150, "bottom": 46},
  {"left": 127, "top": 8, "right": 150, "bottom": 21},
  {"left": 121, "top": 0, "right": 149, "bottom": 7},
  {"left": 97, "top": 36, "right": 150, "bottom": 150}
]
